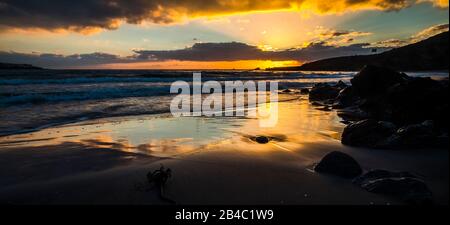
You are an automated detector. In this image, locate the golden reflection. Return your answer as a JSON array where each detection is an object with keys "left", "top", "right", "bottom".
[
  {"left": 0, "top": 97, "right": 345, "bottom": 157},
  {"left": 98, "top": 60, "right": 301, "bottom": 70}
]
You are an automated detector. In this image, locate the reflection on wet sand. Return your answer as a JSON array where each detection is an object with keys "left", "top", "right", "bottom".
[
  {"left": 1, "top": 96, "right": 448, "bottom": 205},
  {"left": 0, "top": 95, "right": 345, "bottom": 158}
]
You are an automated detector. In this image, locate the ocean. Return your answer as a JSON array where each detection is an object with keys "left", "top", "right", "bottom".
[{"left": 0, "top": 69, "right": 447, "bottom": 137}]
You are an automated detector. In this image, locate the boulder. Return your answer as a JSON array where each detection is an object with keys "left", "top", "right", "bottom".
[
  {"left": 309, "top": 83, "right": 341, "bottom": 102},
  {"left": 336, "top": 106, "right": 369, "bottom": 123},
  {"left": 333, "top": 66, "right": 448, "bottom": 149},
  {"left": 314, "top": 151, "right": 363, "bottom": 178},
  {"left": 333, "top": 86, "right": 361, "bottom": 109},
  {"left": 351, "top": 65, "right": 408, "bottom": 98},
  {"left": 380, "top": 120, "right": 448, "bottom": 149},
  {"left": 300, "top": 88, "right": 310, "bottom": 94},
  {"left": 354, "top": 170, "right": 433, "bottom": 204},
  {"left": 335, "top": 80, "right": 348, "bottom": 89},
  {"left": 385, "top": 77, "right": 448, "bottom": 126},
  {"left": 341, "top": 119, "right": 396, "bottom": 148}
]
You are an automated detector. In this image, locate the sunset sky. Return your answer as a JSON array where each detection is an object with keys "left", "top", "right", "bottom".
[{"left": 0, "top": 0, "right": 448, "bottom": 69}]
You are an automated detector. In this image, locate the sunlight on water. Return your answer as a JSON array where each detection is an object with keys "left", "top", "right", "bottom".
[{"left": 0, "top": 96, "right": 345, "bottom": 158}]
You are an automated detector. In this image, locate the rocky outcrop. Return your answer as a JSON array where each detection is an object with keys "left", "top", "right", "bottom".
[
  {"left": 309, "top": 81, "right": 348, "bottom": 103},
  {"left": 351, "top": 65, "right": 408, "bottom": 98},
  {"left": 342, "top": 119, "right": 449, "bottom": 149},
  {"left": 330, "top": 65, "right": 449, "bottom": 149}
]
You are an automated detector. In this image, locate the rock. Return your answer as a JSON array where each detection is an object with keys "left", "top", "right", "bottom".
[
  {"left": 314, "top": 151, "right": 363, "bottom": 178},
  {"left": 351, "top": 65, "right": 408, "bottom": 98},
  {"left": 385, "top": 77, "right": 448, "bottom": 126},
  {"left": 333, "top": 86, "right": 361, "bottom": 109},
  {"left": 254, "top": 136, "right": 270, "bottom": 144},
  {"left": 394, "top": 120, "right": 435, "bottom": 147},
  {"left": 353, "top": 170, "right": 418, "bottom": 184},
  {"left": 354, "top": 170, "right": 433, "bottom": 204},
  {"left": 335, "top": 80, "right": 348, "bottom": 89},
  {"left": 380, "top": 120, "right": 447, "bottom": 148},
  {"left": 309, "top": 83, "right": 341, "bottom": 102},
  {"left": 333, "top": 66, "right": 448, "bottom": 149},
  {"left": 282, "top": 89, "right": 292, "bottom": 93},
  {"left": 341, "top": 119, "right": 397, "bottom": 148},
  {"left": 316, "top": 106, "right": 332, "bottom": 111},
  {"left": 336, "top": 106, "right": 369, "bottom": 122},
  {"left": 300, "top": 88, "right": 310, "bottom": 94}
]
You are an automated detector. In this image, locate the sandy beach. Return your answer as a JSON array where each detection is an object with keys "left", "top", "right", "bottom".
[{"left": 0, "top": 95, "right": 447, "bottom": 205}]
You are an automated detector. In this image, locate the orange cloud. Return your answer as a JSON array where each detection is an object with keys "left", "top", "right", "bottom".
[{"left": 0, "top": 0, "right": 447, "bottom": 33}]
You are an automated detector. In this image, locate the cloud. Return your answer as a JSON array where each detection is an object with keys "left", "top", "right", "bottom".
[
  {"left": 411, "top": 23, "right": 449, "bottom": 41},
  {"left": 125, "top": 41, "right": 383, "bottom": 62},
  {"left": 312, "top": 27, "right": 373, "bottom": 46},
  {"left": 0, "top": 41, "right": 388, "bottom": 68},
  {"left": 370, "top": 23, "right": 449, "bottom": 47},
  {"left": 0, "top": 0, "right": 447, "bottom": 33},
  {"left": 0, "top": 51, "right": 135, "bottom": 68}
]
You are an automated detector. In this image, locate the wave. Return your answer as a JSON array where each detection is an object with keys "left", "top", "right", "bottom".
[
  {"left": 0, "top": 73, "right": 353, "bottom": 85},
  {"left": 0, "top": 86, "right": 173, "bottom": 106}
]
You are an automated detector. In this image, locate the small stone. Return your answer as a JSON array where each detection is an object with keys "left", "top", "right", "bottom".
[{"left": 254, "top": 136, "right": 270, "bottom": 144}]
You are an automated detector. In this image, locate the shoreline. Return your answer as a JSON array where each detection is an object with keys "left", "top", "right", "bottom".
[{"left": 0, "top": 98, "right": 447, "bottom": 205}]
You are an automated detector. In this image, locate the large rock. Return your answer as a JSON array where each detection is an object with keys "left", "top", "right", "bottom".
[
  {"left": 314, "top": 151, "right": 363, "bottom": 178},
  {"left": 300, "top": 88, "right": 310, "bottom": 94},
  {"left": 354, "top": 170, "right": 433, "bottom": 204},
  {"left": 333, "top": 86, "right": 361, "bottom": 109},
  {"left": 385, "top": 77, "right": 448, "bottom": 126},
  {"left": 309, "top": 83, "right": 341, "bottom": 102},
  {"left": 334, "top": 65, "right": 448, "bottom": 149},
  {"left": 351, "top": 65, "right": 408, "bottom": 98},
  {"left": 341, "top": 119, "right": 396, "bottom": 148},
  {"left": 380, "top": 120, "right": 449, "bottom": 149}
]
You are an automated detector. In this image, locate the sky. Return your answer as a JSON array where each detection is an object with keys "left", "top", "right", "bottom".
[{"left": 0, "top": 0, "right": 448, "bottom": 69}]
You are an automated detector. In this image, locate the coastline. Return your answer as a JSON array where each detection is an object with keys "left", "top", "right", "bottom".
[{"left": 0, "top": 98, "right": 447, "bottom": 205}]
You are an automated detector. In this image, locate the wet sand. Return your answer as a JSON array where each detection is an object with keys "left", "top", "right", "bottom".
[{"left": 0, "top": 95, "right": 448, "bottom": 205}]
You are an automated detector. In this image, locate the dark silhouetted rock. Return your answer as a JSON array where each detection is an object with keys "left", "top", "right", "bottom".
[
  {"left": 309, "top": 83, "right": 341, "bottom": 102},
  {"left": 385, "top": 77, "right": 448, "bottom": 126},
  {"left": 254, "top": 136, "right": 270, "bottom": 144},
  {"left": 300, "top": 88, "right": 310, "bottom": 94},
  {"left": 335, "top": 80, "right": 348, "bottom": 89},
  {"left": 354, "top": 170, "right": 433, "bottom": 204},
  {"left": 341, "top": 119, "right": 396, "bottom": 148},
  {"left": 282, "top": 89, "right": 292, "bottom": 93},
  {"left": 379, "top": 120, "right": 448, "bottom": 149},
  {"left": 351, "top": 65, "right": 408, "bottom": 98},
  {"left": 333, "top": 86, "right": 361, "bottom": 109},
  {"left": 336, "top": 106, "right": 369, "bottom": 123},
  {"left": 314, "top": 151, "right": 363, "bottom": 178}
]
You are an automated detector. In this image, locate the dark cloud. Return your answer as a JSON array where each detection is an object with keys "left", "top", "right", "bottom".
[
  {"left": 0, "top": 0, "right": 446, "bottom": 32},
  {"left": 0, "top": 41, "right": 388, "bottom": 68},
  {"left": 134, "top": 41, "right": 386, "bottom": 62},
  {"left": 0, "top": 51, "right": 134, "bottom": 68}
]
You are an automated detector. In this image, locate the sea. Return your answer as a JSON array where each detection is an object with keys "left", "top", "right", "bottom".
[{"left": 0, "top": 69, "right": 448, "bottom": 136}]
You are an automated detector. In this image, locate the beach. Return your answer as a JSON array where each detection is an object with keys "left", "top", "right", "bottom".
[{"left": 0, "top": 96, "right": 447, "bottom": 205}]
